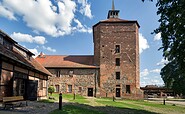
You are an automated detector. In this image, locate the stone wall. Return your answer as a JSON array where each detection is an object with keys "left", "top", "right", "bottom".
[{"left": 47, "top": 68, "right": 99, "bottom": 96}]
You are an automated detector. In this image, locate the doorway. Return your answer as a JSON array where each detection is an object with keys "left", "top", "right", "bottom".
[
  {"left": 88, "top": 88, "right": 93, "bottom": 97},
  {"left": 116, "top": 88, "right": 121, "bottom": 97},
  {"left": 26, "top": 80, "right": 38, "bottom": 101}
]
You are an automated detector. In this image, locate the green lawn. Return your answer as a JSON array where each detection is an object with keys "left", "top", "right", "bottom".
[
  {"left": 46, "top": 94, "right": 185, "bottom": 114},
  {"left": 49, "top": 105, "right": 104, "bottom": 114}
]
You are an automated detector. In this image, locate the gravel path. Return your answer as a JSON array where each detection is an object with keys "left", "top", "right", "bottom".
[{"left": 0, "top": 101, "right": 62, "bottom": 114}]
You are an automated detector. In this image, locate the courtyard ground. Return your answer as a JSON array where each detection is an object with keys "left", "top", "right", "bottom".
[{"left": 0, "top": 94, "right": 185, "bottom": 114}]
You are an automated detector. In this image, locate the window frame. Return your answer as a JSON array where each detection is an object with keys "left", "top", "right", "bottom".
[
  {"left": 56, "top": 70, "right": 60, "bottom": 77},
  {"left": 115, "top": 45, "right": 120, "bottom": 53},
  {"left": 116, "top": 72, "right": 120, "bottom": 80},
  {"left": 126, "top": 85, "right": 131, "bottom": 94},
  {"left": 116, "top": 58, "right": 120, "bottom": 66},
  {"left": 68, "top": 85, "right": 72, "bottom": 93}
]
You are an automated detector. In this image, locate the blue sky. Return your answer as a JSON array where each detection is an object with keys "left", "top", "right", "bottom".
[{"left": 0, "top": 0, "right": 167, "bottom": 87}]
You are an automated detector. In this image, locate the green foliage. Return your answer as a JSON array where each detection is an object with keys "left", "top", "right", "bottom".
[
  {"left": 48, "top": 86, "right": 55, "bottom": 95},
  {"left": 153, "top": 0, "right": 185, "bottom": 95}
]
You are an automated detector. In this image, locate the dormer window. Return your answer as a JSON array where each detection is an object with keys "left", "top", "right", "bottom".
[
  {"left": 56, "top": 70, "right": 60, "bottom": 77},
  {"left": 69, "top": 70, "right": 74, "bottom": 77}
]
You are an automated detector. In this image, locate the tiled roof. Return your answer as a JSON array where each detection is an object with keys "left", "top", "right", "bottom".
[
  {"left": 0, "top": 43, "right": 51, "bottom": 76},
  {"left": 93, "top": 18, "right": 140, "bottom": 28},
  {"left": 36, "top": 55, "right": 99, "bottom": 68}
]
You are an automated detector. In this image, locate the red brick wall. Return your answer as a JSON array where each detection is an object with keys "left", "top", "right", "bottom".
[{"left": 93, "top": 22, "right": 142, "bottom": 98}]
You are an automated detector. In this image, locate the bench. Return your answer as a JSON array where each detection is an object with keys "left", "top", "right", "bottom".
[{"left": 3, "top": 96, "right": 28, "bottom": 109}]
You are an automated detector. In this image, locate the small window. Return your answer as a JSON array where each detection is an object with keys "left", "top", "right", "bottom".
[
  {"left": 115, "top": 45, "right": 120, "bottom": 53},
  {"left": 55, "top": 85, "right": 60, "bottom": 93},
  {"left": 68, "top": 85, "right": 72, "bottom": 93},
  {"left": 116, "top": 72, "right": 120, "bottom": 80},
  {"left": 56, "top": 70, "right": 60, "bottom": 77},
  {"left": 116, "top": 58, "right": 120, "bottom": 66},
  {"left": 126, "top": 85, "right": 131, "bottom": 94},
  {"left": 78, "top": 87, "right": 82, "bottom": 92}
]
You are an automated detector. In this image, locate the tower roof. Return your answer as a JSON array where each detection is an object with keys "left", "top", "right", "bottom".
[
  {"left": 107, "top": 0, "right": 119, "bottom": 19},
  {"left": 94, "top": 1, "right": 140, "bottom": 28}
]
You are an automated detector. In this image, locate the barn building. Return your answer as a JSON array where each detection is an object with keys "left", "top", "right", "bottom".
[{"left": 0, "top": 30, "right": 51, "bottom": 101}]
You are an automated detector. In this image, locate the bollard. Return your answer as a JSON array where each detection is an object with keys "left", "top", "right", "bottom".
[
  {"left": 73, "top": 93, "right": 75, "bottom": 100},
  {"left": 113, "top": 95, "right": 115, "bottom": 102},
  {"left": 163, "top": 98, "right": 165, "bottom": 105},
  {"left": 59, "top": 93, "right": 62, "bottom": 110}
]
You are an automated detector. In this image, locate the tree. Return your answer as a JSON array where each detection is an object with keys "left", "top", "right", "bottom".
[
  {"left": 48, "top": 86, "right": 55, "bottom": 95},
  {"left": 143, "top": 0, "right": 185, "bottom": 95}
]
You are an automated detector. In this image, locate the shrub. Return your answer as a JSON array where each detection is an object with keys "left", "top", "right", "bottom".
[{"left": 48, "top": 86, "right": 55, "bottom": 95}]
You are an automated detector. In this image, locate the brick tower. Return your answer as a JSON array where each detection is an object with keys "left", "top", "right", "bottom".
[{"left": 93, "top": 0, "right": 142, "bottom": 99}]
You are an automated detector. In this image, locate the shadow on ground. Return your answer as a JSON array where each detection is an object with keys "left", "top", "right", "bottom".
[
  {"left": 50, "top": 102, "right": 158, "bottom": 114},
  {"left": 0, "top": 101, "right": 158, "bottom": 114}
]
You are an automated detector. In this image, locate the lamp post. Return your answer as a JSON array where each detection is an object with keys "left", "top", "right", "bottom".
[{"left": 69, "top": 70, "right": 76, "bottom": 100}]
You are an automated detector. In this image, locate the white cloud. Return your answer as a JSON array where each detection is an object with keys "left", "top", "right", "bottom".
[
  {"left": 28, "top": 48, "right": 39, "bottom": 58},
  {"left": 0, "top": 3, "right": 16, "bottom": 20},
  {"left": 140, "top": 78, "right": 164, "bottom": 87},
  {"left": 1, "top": 0, "right": 92, "bottom": 37},
  {"left": 140, "top": 69, "right": 149, "bottom": 77},
  {"left": 77, "top": 0, "right": 93, "bottom": 19},
  {"left": 150, "top": 69, "right": 161, "bottom": 73},
  {"left": 42, "top": 46, "right": 56, "bottom": 53},
  {"left": 11, "top": 32, "right": 47, "bottom": 45},
  {"left": 73, "top": 18, "right": 92, "bottom": 33},
  {"left": 154, "top": 32, "right": 161, "bottom": 41},
  {"left": 139, "top": 33, "right": 149, "bottom": 54},
  {"left": 157, "top": 58, "right": 169, "bottom": 66}
]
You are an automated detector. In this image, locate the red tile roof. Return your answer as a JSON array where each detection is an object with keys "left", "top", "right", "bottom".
[{"left": 36, "top": 55, "right": 99, "bottom": 68}]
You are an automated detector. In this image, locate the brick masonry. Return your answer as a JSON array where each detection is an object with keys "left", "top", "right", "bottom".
[{"left": 93, "top": 22, "right": 142, "bottom": 99}]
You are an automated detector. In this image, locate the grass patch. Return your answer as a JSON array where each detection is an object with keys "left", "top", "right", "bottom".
[
  {"left": 49, "top": 105, "right": 104, "bottom": 114},
  {"left": 96, "top": 98, "right": 143, "bottom": 110},
  {"left": 65, "top": 94, "right": 89, "bottom": 104},
  {"left": 49, "top": 93, "right": 89, "bottom": 104}
]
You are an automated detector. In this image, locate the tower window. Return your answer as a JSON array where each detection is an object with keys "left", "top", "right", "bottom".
[
  {"left": 116, "top": 58, "right": 120, "bottom": 66},
  {"left": 126, "top": 85, "right": 131, "bottom": 94},
  {"left": 115, "top": 45, "right": 120, "bottom": 53},
  {"left": 116, "top": 72, "right": 120, "bottom": 80}
]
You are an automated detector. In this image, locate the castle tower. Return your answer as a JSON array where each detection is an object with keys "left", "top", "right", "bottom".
[{"left": 93, "top": 0, "right": 142, "bottom": 98}]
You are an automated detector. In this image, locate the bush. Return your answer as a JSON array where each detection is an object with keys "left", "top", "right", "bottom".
[{"left": 48, "top": 86, "right": 55, "bottom": 95}]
